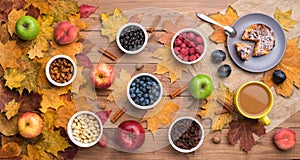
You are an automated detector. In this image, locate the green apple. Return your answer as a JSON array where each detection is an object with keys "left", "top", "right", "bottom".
[
  {"left": 189, "top": 74, "right": 213, "bottom": 99},
  {"left": 16, "top": 16, "right": 40, "bottom": 40}
]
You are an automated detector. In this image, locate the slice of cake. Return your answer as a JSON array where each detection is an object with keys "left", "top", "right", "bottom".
[
  {"left": 235, "top": 42, "right": 252, "bottom": 61},
  {"left": 242, "top": 24, "right": 275, "bottom": 57}
]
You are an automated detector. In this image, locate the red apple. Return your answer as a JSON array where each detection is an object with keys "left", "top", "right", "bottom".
[
  {"left": 115, "top": 120, "right": 145, "bottom": 151},
  {"left": 17, "top": 112, "right": 44, "bottom": 138},
  {"left": 90, "top": 62, "right": 114, "bottom": 89}
]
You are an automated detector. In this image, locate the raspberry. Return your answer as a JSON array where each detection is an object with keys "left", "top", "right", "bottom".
[
  {"left": 184, "top": 39, "right": 190, "bottom": 45},
  {"left": 195, "top": 53, "right": 200, "bottom": 58},
  {"left": 174, "top": 38, "right": 182, "bottom": 46},
  {"left": 183, "top": 56, "right": 189, "bottom": 62},
  {"left": 180, "top": 48, "right": 188, "bottom": 56},
  {"left": 181, "top": 43, "right": 186, "bottom": 48},
  {"left": 188, "top": 41, "right": 195, "bottom": 48},
  {"left": 189, "top": 48, "right": 195, "bottom": 55},
  {"left": 187, "top": 32, "right": 196, "bottom": 40},
  {"left": 174, "top": 47, "right": 181, "bottom": 54},
  {"left": 180, "top": 32, "right": 187, "bottom": 39},
  {"left": 195, "top": 36, "right": 203, "bottom": 44},
  {"left": 195, "top": 45, "right": 204, "bottom": 53},
  {"left": 189, "top": 55, "right": 197, "bottom": 61}
]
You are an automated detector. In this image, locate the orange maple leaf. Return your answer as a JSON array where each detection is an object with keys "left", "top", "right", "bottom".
[
  {"left": 55, "top": 94, "right": 76, "bottom": 131},
  {"left": 0, "top": 41, "right": 23, "bottom": 69},
  {"left": 141, "top": 100, "right": 179, "bottom": 135},
  {"left": 50, "top": 41, "right": 83, "bottom": 61},
  {"left": 262, "top": 38, "right": 300, "bottom": 97},
  {"left": 158, "top": 15, "right": 187, "bottom": 46},
  {"left": 208, "top": 6, "right": 239, "bottom": 45}
]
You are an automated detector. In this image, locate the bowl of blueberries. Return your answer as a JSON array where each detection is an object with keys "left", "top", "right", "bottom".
[
  {"left": 127, "top": 73, "right": 163, "bottom": 110},
  {"left": 116, "top": 22, "right": 148, "bottom": 54}
]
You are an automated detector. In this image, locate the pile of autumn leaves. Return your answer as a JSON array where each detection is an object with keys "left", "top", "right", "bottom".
[{"left": 0, "top": 0, "right": 98, "bottom": 159}]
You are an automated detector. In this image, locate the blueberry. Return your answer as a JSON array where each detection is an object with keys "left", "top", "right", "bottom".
[
  {"left": 134, "top": 99, "right": 140, "bottom": 105},
  {"left": 155, "top": 92, "right": 160, "bottom": 97},
  {"left": 140, "top": 97, "right": 145, "bottom": 102},
  {"left": 211, "top": 50, "right": 226, "bottom": 64},
  {"left": 141, "top": 102, "right": 146, "bottom": 106},
  {"left": 135, "top": 88, "right": 140, "bottom": 94},
  {"left": 130, "top": 93, "right": 136, "bottom": 98},
  {"left": 144, "top": 93, "right": 149, "bottom": 98},
  {"left": 272, "top": 70, "right": 286, "bottom": 84},
  {"left": 217, "top": 64, "right": 231, "bottom": 78},
  {"left": 131, "top": 82, "right": 136, "bottom": 86},
  {"left": 137, "top": 93, "right": 142, "bottom": 98}
]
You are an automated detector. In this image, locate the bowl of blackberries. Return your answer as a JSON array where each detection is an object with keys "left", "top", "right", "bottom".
[
  {"left": 127, "top": 73, "right": 163, "bottom": 110},
  {"left": 171, "top": 28, "right": 207, "bottom": 64},
  {"left": 116, "top": 22, "right": 148, "bottom": 54},
  {"left": 168, "top": 116, "right": 204, "bottom": 153}
]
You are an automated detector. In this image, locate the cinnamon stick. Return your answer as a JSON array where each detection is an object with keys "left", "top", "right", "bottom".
[
  {"left": 214, "top": 108, "right": 229, "bottom": 115},
  {"left": 169, "top": 84, "right": 188, "bottom": 99},
  {"left": 98, "top": 48, "right": 117, "bottom": 61},
  {"left": 216, "top": 98, "right": 234, "bottom": 112},
  {"left": 110, "top": 108, "right": 127, "bottom": 123},
  {"left": 147, "top": 15, "right": 161, "bottom": 33}
]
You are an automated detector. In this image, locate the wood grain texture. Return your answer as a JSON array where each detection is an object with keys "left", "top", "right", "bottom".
[{"left": 75, "top": 0, "right": 300, "bottom": 159}]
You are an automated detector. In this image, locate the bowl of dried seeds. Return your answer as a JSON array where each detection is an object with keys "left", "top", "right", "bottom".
[
  {"left": 45, "top": 55, "right": 77, "bottom": 87},
  {"left": 168, "top": 116, "right": 204, "bottom": 153},
  {"left": 67, "top": 111, "right": 103, "bottom": 148}
]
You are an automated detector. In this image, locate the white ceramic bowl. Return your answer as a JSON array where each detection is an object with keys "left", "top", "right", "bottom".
[
  {"left": 45, "top": 55, "right": 77, "bottom": 86},
  {"left": 116, "top": 22, "right": 148, "bottom": 54},
  {"left": 168, "top": 116, "right": 204, "bottom": 153},
  {"left": 127, "top": 73, "right": 163, "bottom": 110},
  {"left": 171, "top": 28, "right": 207, "bottom": 64},
  {"left": 67, "top": 111, "right": 103, "bottom": 148}
]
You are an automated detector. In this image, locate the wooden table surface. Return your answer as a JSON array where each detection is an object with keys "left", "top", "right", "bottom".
[{"left": 75, "top": 0, "right": 300, "bottom": 159}]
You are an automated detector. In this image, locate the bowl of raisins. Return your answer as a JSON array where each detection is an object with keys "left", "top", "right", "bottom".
[
  {"left": 168, "top": 116, "right": 204, "bottom": 153},
  {"left": 116, "top": 22, "right": 148, "bottom": 54},
  {"left": 127, "top": 73, "right": 163, "bottom": 110},
  {"left": 45, "top": 55, "right": 77, "bottom": 87},
  {"left": 171, "top": 28, "right": 207, "bottom": 64}
]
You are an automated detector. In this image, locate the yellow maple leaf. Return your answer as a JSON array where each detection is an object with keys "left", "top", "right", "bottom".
[
  {"left": 100, "top": 7, "right": 128, "bottom": 42},
  {"left": 274, "top": 8, "right": 297, "bottom": 31},
  {"left": 208, "top": 6, "right": 239, "bottom": 44},
  {"left": 198, "top": 83, "right": 234, "bottom": 131},
  {"left": 262, "top": 38, "right": 300, "bottom": 97},
  {"left": 55, "top": 94, "right": 76, "bottom": 131},
  {"left": 21, "top": 145, "right": 41, "bottom": 160},
  {"left": 28, "top": 15, "right": 55, "bottom": 59},
  {"left": 107, "top": 69, "right": 131, "bottom": 102},
  {"left": 5, "top": 99, "right": 21, "bottom": 120},
  {"left": 39, "top": 87, "right": 69, "bottom": 113},
  {"left": 35, "top": 109, "right": 70, "bottom": 157},
  {"left": 0, "top": 24, "right": 10, "bottom": 44},
  {"left": 7, "top": 9, "right": 27, "bottom": 37},
  {"left": 48, "top": 0, "right": 79, "bottom": 22},
  {"left": 50, "top": 41, "right": 83, "bottom": 61},
  {"left": 152, "top": 47, "right": 188, "bottom": 83},
  {"left": 0, "top": 142, "right": 22, "bottom": 159},
  {"left": 67, "top": 14, "right": 88, "bottom": 30},
  {"left": 0, "top": 41, "right": 23, "bottom": 69},
  {"left": 142, "top": 100, "right": 179, "bottom": 135},
  {"left": 25, "top": 0, "right": 50, "bottom": 15},
  {"left": 71, "top": 66, "right": 87, "bottom": 94},
  {"left": 4, "top": 69, "right": 26, "bottom": 90}
]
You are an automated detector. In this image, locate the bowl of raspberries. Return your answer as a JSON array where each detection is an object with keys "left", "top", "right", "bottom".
[
  {"left": 127, "top": 73, "right": 163, "bottom": 110},
  {"left": 171, "top": 28, "right": 206, "bottom": 64}
]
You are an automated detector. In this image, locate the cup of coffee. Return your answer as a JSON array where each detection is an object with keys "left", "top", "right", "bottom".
[{"left": 234, "top": 81, "right": 273, "bottom": 126}]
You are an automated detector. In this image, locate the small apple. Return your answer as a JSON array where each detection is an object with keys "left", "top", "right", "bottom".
[
  {"left": 115, "top": 120, "right": 145, "bottom": 151},
  {"left": 17, "top": 112, "right": 44, "bottom": 139},
  {"left": 189, "top": 74, "right": 213, "bottom": 99},
  {"left": 90, "top": 62, "right": 114, "bottom": 89},
  {"left": 54, "top": 21, "right": 78, "bottom": 45},
  {"left": 16, "top": 15, "right": 40, "bottom": 40}
]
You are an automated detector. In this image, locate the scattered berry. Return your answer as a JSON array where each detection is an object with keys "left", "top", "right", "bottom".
[
  {"left": 272, "top": 70, "right": 286, "bottom": 84},
  {"left": 273, "top": 128, "right": 296, "bottom": 151},
  {"left": 217, "top": 64, "right": 231, "bottom": 78},
  {"left": 211, "top": 50, "right": 226, "bottom": 64}
]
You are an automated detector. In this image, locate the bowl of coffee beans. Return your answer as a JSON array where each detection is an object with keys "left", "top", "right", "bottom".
[
  {"left": 116, "top": 22, "right": 148, "bottom": 54},
  {"left": 127, "top": 73, "right": 163, "bottom": 110},
  {"left": 168, "top": 116, "right": 204, "bottom": 153},
  {"left": 171, "top": 28, "right": 207, "bottom": 64},
  {"left": 67, "top": 111, "right": 103, "bottom": 148},
  {"left": 45, "top": 55, "right": 77, "bottom": 87}
]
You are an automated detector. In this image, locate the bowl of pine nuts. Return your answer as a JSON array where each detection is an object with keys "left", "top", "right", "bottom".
[
  {"left": 45, "top": 55, "right": 77, "bottom": 86},
  {"left": 67, "top": 111, "right": 103, "bottom": 147}
]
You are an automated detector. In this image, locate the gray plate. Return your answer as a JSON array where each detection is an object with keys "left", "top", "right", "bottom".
[{"left": 227, "top": 13, "right": 286, "bottom": 73}]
